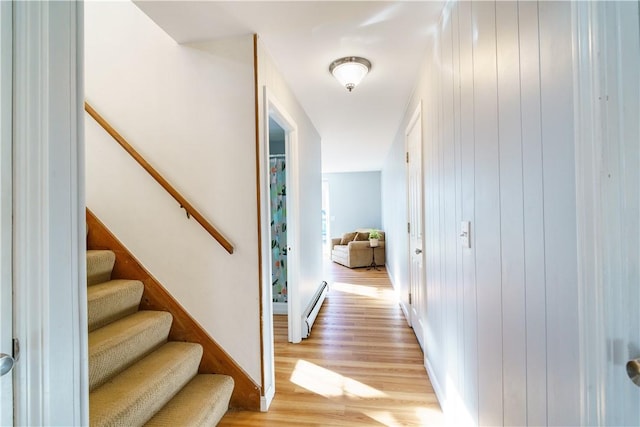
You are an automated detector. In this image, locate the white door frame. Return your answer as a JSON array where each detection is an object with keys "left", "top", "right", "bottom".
[
  {"left": 12, "top": 2, "right": 87, "bottom": 424},
  {"left": 405, "top": 102, "right": 425, "bottom": 348},
  {"left": 0, "top": 2, "right": 13, "bottom": 424},
  {"left": 264, "top": 88, "right": 301, "bottom": 343},
  {"left": 259, "top": 87, "right": 300, "bottom": 410}
]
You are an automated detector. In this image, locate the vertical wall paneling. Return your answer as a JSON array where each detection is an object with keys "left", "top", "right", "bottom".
[
  {"left": 572, "top": 2, "right": 605, "bottom": 424},
  {"left": 423, "top": 49, "right": 436, "bottom": 362},
  {"left": 471, "top": 2, "right": 504, "bottom": 425},
  {"left": 424, "top": 44, "right": 440, "bottom": 391},
  {"left": 457, "top": 1, "right": 479, "bottom": 424},
  {"left": 425, "top": 23, "right": 444, "bottom": 395},
  {"left": 517, "top": 2, "right": 548, "bottom": 424},
  {"left": 433, "top": 13, "right": 445, "bottom": 391},
  {"left": 440, "top": 5, "right": 459, "bottom": 410},
  {"left": 538, "top": 2, "right": 580, "bottom": 424},
  {"left": 450, "top": 4, "right": 466, "bottom": 419},
  {"left": 382, "top": 1, "right": 583, "bottom": 425},
  {"left": 495, "top": 2, "right": 527, "bottom": 425}
]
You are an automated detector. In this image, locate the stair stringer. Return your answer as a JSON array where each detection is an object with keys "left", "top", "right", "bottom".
[{"left": 86, "top": 208, "right": 261, "bottom": 411}]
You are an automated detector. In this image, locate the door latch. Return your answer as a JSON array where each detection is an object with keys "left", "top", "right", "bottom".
[{"left": 13, "top": 338, "right": 20, "bottom": 362}]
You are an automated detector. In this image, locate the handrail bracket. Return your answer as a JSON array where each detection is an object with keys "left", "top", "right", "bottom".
[{"left": 180, "top": 205, "right": 191, "bottom": 219}]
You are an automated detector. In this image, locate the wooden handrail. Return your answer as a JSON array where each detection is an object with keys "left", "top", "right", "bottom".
[{"left": 85, "top": 102, "right": 234, "bottom": 254}]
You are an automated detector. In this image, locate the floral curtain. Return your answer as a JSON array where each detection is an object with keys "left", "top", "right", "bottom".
[{"left": 270, "top": 156, "right": 287, "bottom": 303}]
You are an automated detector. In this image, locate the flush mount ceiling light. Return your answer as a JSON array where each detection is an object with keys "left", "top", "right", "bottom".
[{"left": 329, "top": 56, "right": 372, "bottom": 92}]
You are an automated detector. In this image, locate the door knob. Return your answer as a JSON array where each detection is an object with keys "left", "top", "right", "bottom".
[
  {"left": 627, "top": 358, "right": 640, "bottom": 387},
  {"left": 415, "top": 248, "right": 422, "bottom": 254},
  {"left": 0, "top": 353, "right": 14, "bottom": 377}
]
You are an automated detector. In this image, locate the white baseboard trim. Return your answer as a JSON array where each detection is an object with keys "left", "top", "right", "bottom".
[
  {"left": 386, "top": 265, "right": 411, "bottom": 325},
  {"left": 424, "top": 356, "right": 447, "bottom": 418},
  {"left": 272, "top": 302, "right": 288, "bottom": 315},
  {"left": 260, "top": 383, "right": 275, "bottom": 412},
  {"left": 400, "top": 304, "right": 410, "bottom": 326}
]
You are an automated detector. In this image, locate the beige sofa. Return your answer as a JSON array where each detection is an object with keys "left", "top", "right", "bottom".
[{"left": 331, "top": 229, "right": 385, "bottom": 268}]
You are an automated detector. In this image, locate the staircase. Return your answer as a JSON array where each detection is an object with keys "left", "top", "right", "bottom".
[{"left": 87, "top": 247, "right": 234, "bottom": 426}]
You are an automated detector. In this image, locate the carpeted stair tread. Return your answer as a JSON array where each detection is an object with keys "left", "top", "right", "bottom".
[
  {"left": 88, "top": 279, "right": 144, "bottom": 332},
  {"left": 89, "top": 310, "right": 172, "bottom": 391},
  {"left": 90, "top": 341, "right": 203, "bottom": 427},
  {"left": 145, "top": 374, "right": 235, "bottom": 427},
  {"left": 87, "top": 250, "right": 116, "bottom": 286}
]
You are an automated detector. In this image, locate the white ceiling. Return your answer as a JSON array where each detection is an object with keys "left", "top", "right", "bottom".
[{"left": 134, "top": 1, "right": 444, "bottom": 173}]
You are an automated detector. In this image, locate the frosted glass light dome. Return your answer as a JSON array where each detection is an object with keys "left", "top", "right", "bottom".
[{"left": 329, "top": 57, "right": 372, "bottom": 92}]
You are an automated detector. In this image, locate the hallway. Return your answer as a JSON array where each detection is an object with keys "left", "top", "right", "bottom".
[{"left": 219, "top": 263, "right": 444, "bottom": 426}]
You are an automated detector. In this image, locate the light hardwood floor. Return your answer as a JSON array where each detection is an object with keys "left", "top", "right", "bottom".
[{"left": 219, "top": 262, "right": 444, "bottom": 426}]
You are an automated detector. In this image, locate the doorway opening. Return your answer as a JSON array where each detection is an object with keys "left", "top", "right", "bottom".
[{"left": 259, "top": 88, "right": 300, "bottom": 411}]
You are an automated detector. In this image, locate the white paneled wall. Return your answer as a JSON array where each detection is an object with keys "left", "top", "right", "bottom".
[{"left": 383, "top": 1, "right": 581, "bottom": 425}]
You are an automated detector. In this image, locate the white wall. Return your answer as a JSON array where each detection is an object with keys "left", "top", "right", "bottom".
[
  {"left": 85, "top": 2, "right": 262, "bottom": 383},
  {"left": 255, "top": 37, "right": 323, "bottom": 404},
  {"left": 324, "top": 171, "right": 382, "bottom": 237},
  {"left": 382, "top": 1, "right": 580, "bottom": 425},
  {"left": 256, "top": 39, "right": 324, "bottom": 321}
]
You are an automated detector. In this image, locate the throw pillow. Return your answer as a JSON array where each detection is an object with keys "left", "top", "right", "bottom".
[
  {"left": 340, "top": 232, "right": 357, "bottom": 245},
  {"left": 355, "top": 232, "right": 370, "bottom": 241}
]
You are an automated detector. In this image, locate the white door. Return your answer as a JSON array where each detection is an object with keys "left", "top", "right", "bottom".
[
  {"left": 407, "top": 105, "right": 425, "bottom": 350},
  {"left": 575, "top": 1, "right": 640, "bottom": 425},
  {"left": 0, "top": 1, "right": 13, "bottom": 424},
  {"left": 597, "top": 2, "right": 640, "bottom": 424}
]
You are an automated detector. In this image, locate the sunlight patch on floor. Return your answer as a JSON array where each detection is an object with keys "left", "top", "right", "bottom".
[
  {"left": 415, "top": 406, "right": 447, "bottom": 426},
  {"left": 356, "top": 406, "right": 446, "bottom": 426},
  {"left": 331, "top": 281, "right": 398, "bottom": 302},
  {"left": 359, "top": 409, "right": 401, "bottom": 426},
  {"left": 290, "top": 359, "right": 387, "bottom": 399}
]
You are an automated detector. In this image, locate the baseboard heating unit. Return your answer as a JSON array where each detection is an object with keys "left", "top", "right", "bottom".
[{"left": 302, "top": 281, "right": 328, "bottom": 338}]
